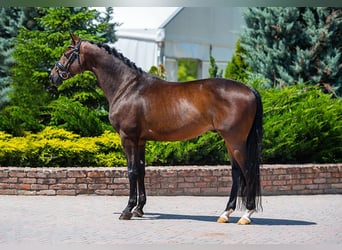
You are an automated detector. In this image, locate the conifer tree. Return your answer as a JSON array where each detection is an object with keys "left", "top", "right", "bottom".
[
  {"left": 208, "top": 56, "right": 223, "bottom": 78},
  {"left": 2, "top": 7, "right": 118, "bottom": 135},
  {"left": 0, "top": 8, "right": 43, "bottom": 109},
  {"left": 240, "top": 7, "right": 342, "bottom": 96},
  {"left": 224, "top": 39, "right": 251, "bottom": 81},
  {"left": 0, "top": 8, "right": 24, "bottom": 107}
]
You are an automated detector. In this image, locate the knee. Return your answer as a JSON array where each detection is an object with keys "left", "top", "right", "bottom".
[{"left": 128, "top": 169, "right": 139, "bottom": 179}]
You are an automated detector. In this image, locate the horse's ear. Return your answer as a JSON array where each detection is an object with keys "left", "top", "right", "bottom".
[{"left": 70, "top": 33, "right": 79, "bottom": 45}]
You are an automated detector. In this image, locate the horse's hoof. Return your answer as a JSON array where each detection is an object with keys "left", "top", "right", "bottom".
[
  {"left": 217, "top": 216, "right": 229, "bottom": 223},
  {"left": 132, "top": 209, "right": 144, "bottom": 218},
  {"left": 237, "top": 217, "right": 251, "bottom": 225},
  {"left": 119, "top": 212, "right": 133, "bottom": 220}
]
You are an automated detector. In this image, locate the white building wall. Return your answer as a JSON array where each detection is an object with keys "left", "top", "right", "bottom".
[
  {"left": 113, "top": 7, "right": 245, "bottom": 81},
  {"left": 163, "top": 7, "right": 244, "bottom": 79},
  {"left": 114, "top": 37, "right": 158, "bottom": 72}
]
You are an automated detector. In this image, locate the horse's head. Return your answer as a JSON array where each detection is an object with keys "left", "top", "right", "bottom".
[{"left": 49, "top": 33, "right": 84, "bottom": 86}]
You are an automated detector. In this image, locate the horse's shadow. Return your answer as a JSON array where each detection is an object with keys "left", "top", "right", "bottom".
[{"left": 126, "top": 212, "right": 316, "bottom": 226}]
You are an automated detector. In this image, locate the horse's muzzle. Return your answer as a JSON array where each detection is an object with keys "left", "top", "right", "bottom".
[{"left": 49, "top": 72, "right": 63, "bottom": 86}]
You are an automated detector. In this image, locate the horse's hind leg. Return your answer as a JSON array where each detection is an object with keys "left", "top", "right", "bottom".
[
  {"left": 229, "top": 142, "right": 257, "bottom": 225},
  {"left": 217, "top": 137, "right": 256, "bottom": 225},
  {"left": 217, "top": 155, "right": 241, "bottom": 223}
]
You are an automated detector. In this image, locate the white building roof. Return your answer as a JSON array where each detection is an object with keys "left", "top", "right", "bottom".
[{"left": 114, "top": 7, "right": 181, "bottom": 29}]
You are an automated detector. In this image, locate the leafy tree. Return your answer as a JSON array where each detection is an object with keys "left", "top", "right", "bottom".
[
  {"left": 240, "top": 7, "right": 342, "bottom": 96},
  {"left": 1, "top": 7, "right": 118, "bottom": 135}
]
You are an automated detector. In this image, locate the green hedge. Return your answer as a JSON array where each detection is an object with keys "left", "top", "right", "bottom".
[
  {"left": 0, "top": 127, "right": 126, "bottom": 167},
  {"left": 146, "top": 131, "right": 227, "bottom": 165},
  {"left": 0, "top": 85, "right": 341, "bottom": 167},
  {"left": 260, "top": 85, "right": 342, "bottom": 163}
]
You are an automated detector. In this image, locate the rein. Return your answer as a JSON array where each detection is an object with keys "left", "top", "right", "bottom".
[{"left": 55, "top": 39, "right": 83, "bottom": 81}]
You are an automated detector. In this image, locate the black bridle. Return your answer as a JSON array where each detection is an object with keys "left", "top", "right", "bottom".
[{"left": 55, "top": 39, "right": 83, "bottom": 81}]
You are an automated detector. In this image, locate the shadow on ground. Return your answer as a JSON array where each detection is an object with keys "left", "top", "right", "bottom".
[{"left": 114, "top": 212, "right": 316, "bottom": 225}]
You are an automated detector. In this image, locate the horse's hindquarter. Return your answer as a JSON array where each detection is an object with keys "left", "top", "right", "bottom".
[{"left": 138, "top": 78, "right": 256, "bottom": 142}]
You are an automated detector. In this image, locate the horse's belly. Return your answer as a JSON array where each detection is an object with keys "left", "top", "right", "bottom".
[{"left": 142, "top": 123, "right": 213, "bottom": 141}]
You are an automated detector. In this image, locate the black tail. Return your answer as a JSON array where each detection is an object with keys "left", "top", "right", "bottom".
[{"left": 239, "top": 87, "right": 263, "bottom": 211}]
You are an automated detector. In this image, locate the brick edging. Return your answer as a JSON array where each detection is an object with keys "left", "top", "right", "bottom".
[{"left": 0, "top": 164, "right": 341, "bottom": 196}]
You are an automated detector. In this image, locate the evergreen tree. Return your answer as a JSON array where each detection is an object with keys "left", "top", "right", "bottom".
[
  {"left": 224, "top": 39, "right": 251, "bottom": 81},
  {"left": 0, "top": 6, "right": 46, "bottom": 116},
  {"left": 208, "top": 56, "right": 223, "bottom": 78},
  {"left": 0, "top": 8, "right": 43, "bottom": 109},
  {"left": 240, "top": 7, "right": 342, "bottom": 96},
  {"left": 0, "top": 8, "right": 24, "bottom": 107},
  {"left": 21, "top": 7, "right": 44, "bottom": 30},
  {"left": 2, "top": 7, "right": 118, "bottom": 135},
  {"left": 96, "top": 7, "right": 117, "bottom": 42}
]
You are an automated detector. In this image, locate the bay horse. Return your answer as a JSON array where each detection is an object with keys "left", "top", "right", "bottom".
[{"left": 49, "top": 34, "right": 263, "bottom": 225}]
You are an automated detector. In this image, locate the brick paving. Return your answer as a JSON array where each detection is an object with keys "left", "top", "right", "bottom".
[{"left": 0, "top": 195, "right": 341, "bottom": 247}]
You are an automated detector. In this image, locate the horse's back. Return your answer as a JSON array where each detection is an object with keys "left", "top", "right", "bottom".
[{"left": 147, "top": 77, "right": 255, "bottom": 101}]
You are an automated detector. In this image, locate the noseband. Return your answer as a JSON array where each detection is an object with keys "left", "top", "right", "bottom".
[{"left": 55, "top": 39, "right": 83, "bottom": 81}]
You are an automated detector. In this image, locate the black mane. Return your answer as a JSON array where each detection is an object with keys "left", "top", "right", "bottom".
[{"left": 89, "top": 41, "right": 144, "bottom": 74}]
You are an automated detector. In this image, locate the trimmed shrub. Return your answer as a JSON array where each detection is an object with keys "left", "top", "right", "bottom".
[
  {"left": 0, "top": 127, "right": 126, "bottom": 167},
  {"left": 260, "top": 84, "right": 342, "bottom": 163},
  {"left": 146, "top": 131, "right": 228, "bottom": 165}
]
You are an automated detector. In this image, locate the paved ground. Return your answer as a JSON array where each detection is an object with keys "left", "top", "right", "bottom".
[{"left": 0, "top": 195, "right": 341, "bottom": 248}]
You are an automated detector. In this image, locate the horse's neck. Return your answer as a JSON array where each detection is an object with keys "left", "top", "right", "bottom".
[{"left": 85, "top": 48, "right": 139, "bottom": 104}]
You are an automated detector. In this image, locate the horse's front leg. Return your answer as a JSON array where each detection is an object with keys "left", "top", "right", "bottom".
[
  {"left": 119, "top": 163, "right": 138, "bottom": 219},
  {"left": 132, "top": 144, "right": 146, "bottom": 218},
  {"left": 119, "top": 140, "right": 139, "bottom": 220}
]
